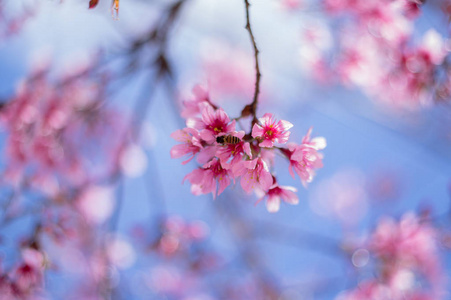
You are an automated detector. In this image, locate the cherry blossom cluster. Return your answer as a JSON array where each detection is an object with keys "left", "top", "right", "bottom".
[
  {"left": 294, "top": 0, "right": 451, "bottom": 108},
  {"left": 0, "top": 243, "right": 46, "bottom": 299},
  {"left": 338, "top": 213, "right": 445, "bottom": 300},
  {"left": 0, "top": 3, "right": 36, "bottom": 40},
  {"left": 0, "top": 67, "right": 126, "bottom": 196},
  {"left": 171, "top": 85, "right": 325, "bottom": 212},
  {"left": 131, "top": 216, "right": 222, "bottom": 298}
]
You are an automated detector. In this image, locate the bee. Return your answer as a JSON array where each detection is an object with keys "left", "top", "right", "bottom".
[{"left": 216, "top": 135, "right": 241, "bottom": 145}]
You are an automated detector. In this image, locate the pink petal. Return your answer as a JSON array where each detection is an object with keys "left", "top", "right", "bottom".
[
  {"left": 192, "top": 84, "right": 208, "bottom": 100},
  {"left": 278, "top": 119, "right": 293, "bottom": 131},
  {"left": 259, "top": 139, "right": 274, "bottom": 148},
  {"left": 280, "top": 187, "right": 299, "bottom": 204},
  {"left": 217, "top": 176, "right": 231, "bottom": 196},
  {"left": 182, "top": 155, "right": 195, "bottom": 165},
  {"left": 288, "top": 164, "right": 295, "bottom": 179},
  {"left": 251, "top": 124, "right": 264, "bottom": 138},
  {"left": 170, "top": 144, "right": 188, "bottom": 159},
  {"left": 197, "top": 146, "right": 217, "bottom": 164},
  {"left": 266, "top": 196, "right": 280, "bottom": 213},
  {"left": 302, "top": 127, "right": 313, "bottom": 144},
  {"left": 217, "top": 108, "right": 230, "bottom": 124},
  {"left": 311, "top": 137, "right": 327, "bottom": 150},
  {"left": 277, "top": 131, "right": 291, "bottom": 144},
  {"left": 259, "top": 166, "right": 273, "bottom": 191},
  {"left": 170, "top": 129, "right": 188, "bottom": 142},
  {"left": 240, "top": 171, "right": 255, "bottom": 193},
  {"left": 234, "top": 130, "right": 245, "bottom": 139},
  {"left": 186, "top": 117, "right": 204, "bottom": 130},
  {"left": 226, "top": 120, "right": 236, "bottom": 133},
  {"left": 243, "top": 142, "right": 252, "bottom": 158},
  {"left": 201, "top": 105, "right": 215, "bottom": 125},
  {"left": 183, "top": 169, "right": 204, "bottom": 184},
  {"left": 259, "top": 113, "right": 273, "bottom": 125},
  {"left": 200, "top": 130, "right": 215, "bottom": 143}
]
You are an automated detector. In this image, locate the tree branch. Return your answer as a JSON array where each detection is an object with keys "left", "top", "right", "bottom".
[{"left": 242, "top": 0, "right": 262, "bottom": 127}]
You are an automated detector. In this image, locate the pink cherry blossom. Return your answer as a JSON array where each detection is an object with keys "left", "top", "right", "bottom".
[
  {"left": 183, "top": 158, "right": 232, "bottom": 199},
  {"left": 256, "top": 180, "right": 298, "bottom": 213},
  {"left": 188, "top": 105, "right": 236, "bottom": 144},
  {"left": 235, "top": 158, "right": 273, "bottom": 193},
  {"left": 287, "top": 145, "right": 324, "bottom": 186},
  {"left": 215, "top": 131, "right": 252, "bottom": 169},
  {"left": 252, "top": 113, "right": 293, "bottom": 147},
  {"left": 170, "top": 127, "right": 204, "bottom": 165}
]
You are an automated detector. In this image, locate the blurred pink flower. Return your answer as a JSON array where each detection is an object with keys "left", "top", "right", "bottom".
[
  {"left": 77, "top": 185, "right": 115, "bottom": 224},
  {"left": 12, "top": 248, "right": 45, "bottom": 294},
  {"left": 181, "top": 84, "right": 211, "bottom": 119},
  {"left": 369, "top": 213, "right": 443, "bottom": 283}
]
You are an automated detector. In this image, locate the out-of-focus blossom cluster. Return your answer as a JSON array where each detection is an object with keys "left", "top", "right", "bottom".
[
  {"left": 200, "top": 41, "right": 255, "bottom": 103},
  {"left": 146, "top": 216, "right": 210, "bottom": 258},
  {"left": 171, "top": 84, "right": 326, "bottom": 212},
  {"left": 338, "top": 213, "right": 446, "bottom": 300},
  {"left": 131, "top": 216, "right": 221, "bottom": 299},
  {"left": 0, "top": 3, "right": 36, "bottom": 41},
  {"left": 131, "top": 215, "right": 276, "bottom": 299},
  {"left": 295, "top": 0, "right": 451, "bottom": 108},
  {"left": 0, "top": 67, "right": 126, "bottom": 196},
  {"left": 0, "top": 244, "right": 46, "bottom": 300},
  {"left": 0, "top": 65, "right": 132, "bottom": 298}
]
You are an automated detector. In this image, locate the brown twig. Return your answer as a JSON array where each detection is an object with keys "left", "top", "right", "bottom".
[{"left": 242, "top": 0, "right": 262, "bottom": 128}]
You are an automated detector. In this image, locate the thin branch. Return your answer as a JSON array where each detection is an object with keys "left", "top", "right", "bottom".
[{"left": 243, "top": 0, "right": 262, "bottom": 127}]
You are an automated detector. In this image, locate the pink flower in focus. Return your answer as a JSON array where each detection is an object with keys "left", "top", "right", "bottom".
[
  {"left": 252, "top": 113, "right": 293, "bottom": 147},
  {"left": 189, "top": 105, "right": 236, "bottom": 144},
  {"left": 215, "top": 131, "right": 252, "bottom": 169},
  {"left": 183, "top": 158, "right": 232, "bottom": 199},
  {"left": 235, "top": 158, "right": 273, "bottom": 193},
  {"left": 170, "top": 128, "right": 203, "bottom": 165},
  {"left": 256, "top": 180, "right": 298, "bottom": 213},
  {"left": 282, "top": 127, "right": 325, "bottom": 186},
  {"left": 288, "top": 145, "right": 323, "bottom": 185}
]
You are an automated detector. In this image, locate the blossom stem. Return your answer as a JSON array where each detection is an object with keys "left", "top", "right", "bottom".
[{"left": 243, "top": 0, "right": 262, "bottom": 127}]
